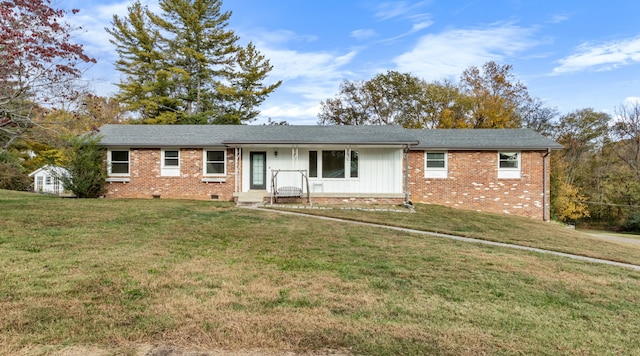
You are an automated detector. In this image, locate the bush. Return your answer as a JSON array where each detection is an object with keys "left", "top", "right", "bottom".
[
  {"left": 622, "top": 214, "right": 640, "bottom": 233},
  {"left": 59, "top": 135, "right": 106, "bottom": 198},
  {"left": 0, "top": 152, "right": 31, "bottom": 191}
]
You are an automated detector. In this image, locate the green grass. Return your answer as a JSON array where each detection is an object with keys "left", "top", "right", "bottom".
[
  {"left": 578, "top": 228, "right": 640, "bottom": 241},
  {"left": 273, "top": 203, "right": 640, "bottom": 266},
  {"left": 2, "top": 190, "right": 640, "bottom": 355}
]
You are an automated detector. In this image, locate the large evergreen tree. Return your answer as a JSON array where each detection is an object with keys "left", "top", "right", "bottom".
[{"left": 107, "top": 0, "right": 280, "bottom": 124}]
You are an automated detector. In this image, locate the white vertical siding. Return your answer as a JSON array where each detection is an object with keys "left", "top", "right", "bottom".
[{"left": 241, "top": 147, "right": 403, "bottom": 194}]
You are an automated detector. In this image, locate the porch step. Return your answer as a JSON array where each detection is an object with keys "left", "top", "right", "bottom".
[{"left": 235, "top": 190, "right": 267, "bottom": 206}]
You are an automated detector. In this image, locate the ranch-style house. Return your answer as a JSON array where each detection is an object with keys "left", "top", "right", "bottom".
[{"left": 97, "top": 124, "right": 562, "bottom": 220}]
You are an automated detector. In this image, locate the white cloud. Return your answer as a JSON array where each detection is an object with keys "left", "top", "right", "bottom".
[
  {"left": 553, "top": 37, "right": 640, "bottom": 74},
  {"left": 374, "top": 1, "right": 429, "bottom": 20},
  {"left": 351, "top": 29, "right": 377, "bottom": 41},
  {"left": 412, "top": 21, "right": 433, "bottom": 32},
  {"left": 261, "top": 104, "right": 321, "bottom": 121},
  {"left": 549, "top": 13, "right": 570, "bottom": 24},
  {"left": 624, "top": 97, "right": 640, "bottom": 105},
  {"left": 393, "top": 23, "right": 537, "bottom": 81}
]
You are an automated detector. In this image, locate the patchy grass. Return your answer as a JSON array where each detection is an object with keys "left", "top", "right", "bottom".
[
  {"left": 579, "top": 228, "right": 640, "bottom": 241},
  {"left": 2, "top": 190, "right": 640, "bottom": 355},
  {"left": 272, "top": 203, "right": 640, "bottom": 266}
]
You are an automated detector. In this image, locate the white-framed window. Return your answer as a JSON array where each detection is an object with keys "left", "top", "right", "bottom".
[
  {"left": 349, "top": 150, "right": 358, "bottom": 178},
  {"left": 204, "top": 149, "right": 226, "bottom": 176},
  {"left": 108, "top": 149, "right": 130, "bottom": 176},
  {"left": 309, "top": 149, "right": 358, "bottom": 179},
  {"left": 45, "top": 176, "right": 53, "bottom": 185},
  {"left": 498, "top": 152, "right": 521, "bottom": 179},
  {"left": 161, "top": 149, "right": 180, "bottom": 176},
  {"left": 425, "top": 151, "right": 447, "bottom": 178}
]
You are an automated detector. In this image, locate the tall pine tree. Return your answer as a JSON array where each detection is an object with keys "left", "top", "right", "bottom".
[{"left": 107, "top": 0, "right": 280, "bottom": 124}]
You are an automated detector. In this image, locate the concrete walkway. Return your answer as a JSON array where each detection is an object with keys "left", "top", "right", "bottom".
[{"left": 256, "top": 207, "right": 640, "bottom": 272}]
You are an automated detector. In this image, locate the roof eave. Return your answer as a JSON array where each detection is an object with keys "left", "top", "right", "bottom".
[
  {"left": 411, "top": 145, "right": 563, "bottom": 150},
  {"left": 222, "top": 140, "right": 419, "bottom": 146}
]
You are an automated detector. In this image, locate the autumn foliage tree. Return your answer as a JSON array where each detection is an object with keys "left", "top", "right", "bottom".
[
  {"left": 0, "top": 0, "right": 96, "bottom": 152},
  {"left": 318, "top": 62, "right": 535, "bottom": 129},
  {"left": 459, "top": 61, "right": 531, "bottom": 128}
]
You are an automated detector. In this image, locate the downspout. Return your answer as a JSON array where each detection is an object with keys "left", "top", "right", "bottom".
[
  {"left": 404, "top": 145, "right": 411, "bottom": 208},
  {"left": 543, "top": 149, "right": 551, "bottom": 222}
]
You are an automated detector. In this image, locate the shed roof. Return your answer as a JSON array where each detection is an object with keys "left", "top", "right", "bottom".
[
  {"left": 96, "top": 124, "right": 562, "bottom": 150},
  {"left": 28, "top": 165, "right": 69, "bottom": 177}
]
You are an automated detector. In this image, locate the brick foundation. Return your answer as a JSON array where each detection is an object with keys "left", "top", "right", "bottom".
[{"left": 272, "top": 196, "right": 405, "bottom": 205}]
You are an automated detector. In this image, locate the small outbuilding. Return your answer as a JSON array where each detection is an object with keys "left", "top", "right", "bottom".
[{"left": 28, "top": 165, "right": 69, "bottom": 195}]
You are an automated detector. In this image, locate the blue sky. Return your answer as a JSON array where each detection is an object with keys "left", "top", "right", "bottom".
[{"left": 63, "top": 0, "right": 640, "bottom": 124}]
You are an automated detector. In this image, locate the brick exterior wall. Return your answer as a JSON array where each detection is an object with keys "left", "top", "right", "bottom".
[
  {"left": 407, "top": 150, "right": 550, "bottom": 219},
  {"left": 105, "top": 148, "right": 237, "bottom": 201},
  {"left": 104, "top": 147, "right": 551, "bottom": 219}
]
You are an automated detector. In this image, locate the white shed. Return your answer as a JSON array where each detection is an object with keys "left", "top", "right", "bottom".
[{"left": 28, "top": 165, "right": 69, "bottom": 195}]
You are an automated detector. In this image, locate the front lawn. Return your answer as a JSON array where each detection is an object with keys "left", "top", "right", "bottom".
[{"left": 2, "top": 190, "right": 640, "bottom": 355}]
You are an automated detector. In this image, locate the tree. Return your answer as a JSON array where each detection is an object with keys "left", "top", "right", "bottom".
[
  {"left": 212, "top": 43, "right": 282, "bottom": 124},
  {"left": 108, "top": 0, "right": 280, "bottom": 124},
  {"left": 318, "top": 71, "right": 432, "bottom": 127},
  {"left": 318, "top": 64, "right": 548, "bottom": 129},
  {"left": 0, "top": 0, "right": 96, "bottom": 151},
  {"left": 553, "top": 108, "right": 611, "bottom": 186},
  {"left": 58, "top": 135, "right": 106, "bottom": 198},
  {"left": 459, "top": 61, "right": 531, "bottom": 128},
  {"left": 422, "top": 80, "right": 474, "bottom": 128},
  {"left": 519, "top": 97, "right": 559, "bottom": 136},
  {"left": 107, "top": 1, "right": 177, "bottom": 122},
  {"left": 611, "top": 102, "right": 640, "bottom": 181}
]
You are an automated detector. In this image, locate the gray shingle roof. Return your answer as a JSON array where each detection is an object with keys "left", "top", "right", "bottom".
[
  {"left": 410, "top": 128, "right": 563, "bottom": 150},
  {"left": 97, "top": 124, "right": 416, "bottom": 147},
  {"left": 97, "top": 125, "right": 562, "bottom": 150}
]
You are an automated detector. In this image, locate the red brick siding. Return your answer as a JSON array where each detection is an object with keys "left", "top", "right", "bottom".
[
  {"left": 407, "top": 150, "right": 550, "bottom": 219},
  {"left": 105, "top": 148, "right": 237, "bottom": 201}
]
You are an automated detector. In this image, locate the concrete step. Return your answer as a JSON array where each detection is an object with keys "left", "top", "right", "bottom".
[{"left": 235, "top": 190, "right": 268, "bottom": 206}]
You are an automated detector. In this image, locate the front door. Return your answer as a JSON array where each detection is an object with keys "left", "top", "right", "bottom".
[{"left": 250, "top": 152, "right": 267, "bottom": 190}]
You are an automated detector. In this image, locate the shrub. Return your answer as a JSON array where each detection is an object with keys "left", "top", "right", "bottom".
[
  {"left": 622, "top": 213, "right": 640, "bottom": 233},
  {"left": 58, "top": 135, "right": 106, "bottom": 198},
  {"left": 0, "top": 152, "right": 31, "bottom": 191}
]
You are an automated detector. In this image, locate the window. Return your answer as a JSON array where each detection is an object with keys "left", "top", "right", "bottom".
[
  {"left": 498, "top": 152, "right": 520, "bottom": 179},
  {"left": 425, "top": 151, "right": 447, "bottom": 178},
  {"left": 109, "top": 150, "right": 129, "bottom": 175},
  {"left": 161, "top": 149, "right": 180, "bottom": 176},
  {"left": 309, "top": 151, "right": 318, "bottom": 178},
  {"left": 322, "top": 150, "right": 345, "bottom": 178},
  {"left": 163, "top": 150, "right": 179, "bottom": 167},
  {"left": 45, "top": 176, "right": 52, "bottom": 185},
  {"left": 350, "top": 150, "right": 358, "bottom": 178},
  {"left": 309, "top": 149, "right": 358, "bottom": 179},
  {"left": 204, "top": 150, "right": 226, "bottom": 175}
]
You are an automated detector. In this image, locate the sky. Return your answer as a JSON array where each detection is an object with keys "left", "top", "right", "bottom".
[{"left": 60, "top": 0, "right": 640, "bottom": 125}]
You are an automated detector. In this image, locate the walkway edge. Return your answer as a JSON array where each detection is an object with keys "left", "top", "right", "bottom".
[{"left": 254, "top": 207, "right": 640, "bottom": 272}]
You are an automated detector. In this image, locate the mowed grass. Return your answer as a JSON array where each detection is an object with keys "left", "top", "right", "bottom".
[
  {"left": 276, "top": 203, "right": 640, "bottom": 266},
  {"left": 1, "top": 190, "right": 640, "bottom": 355}
]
